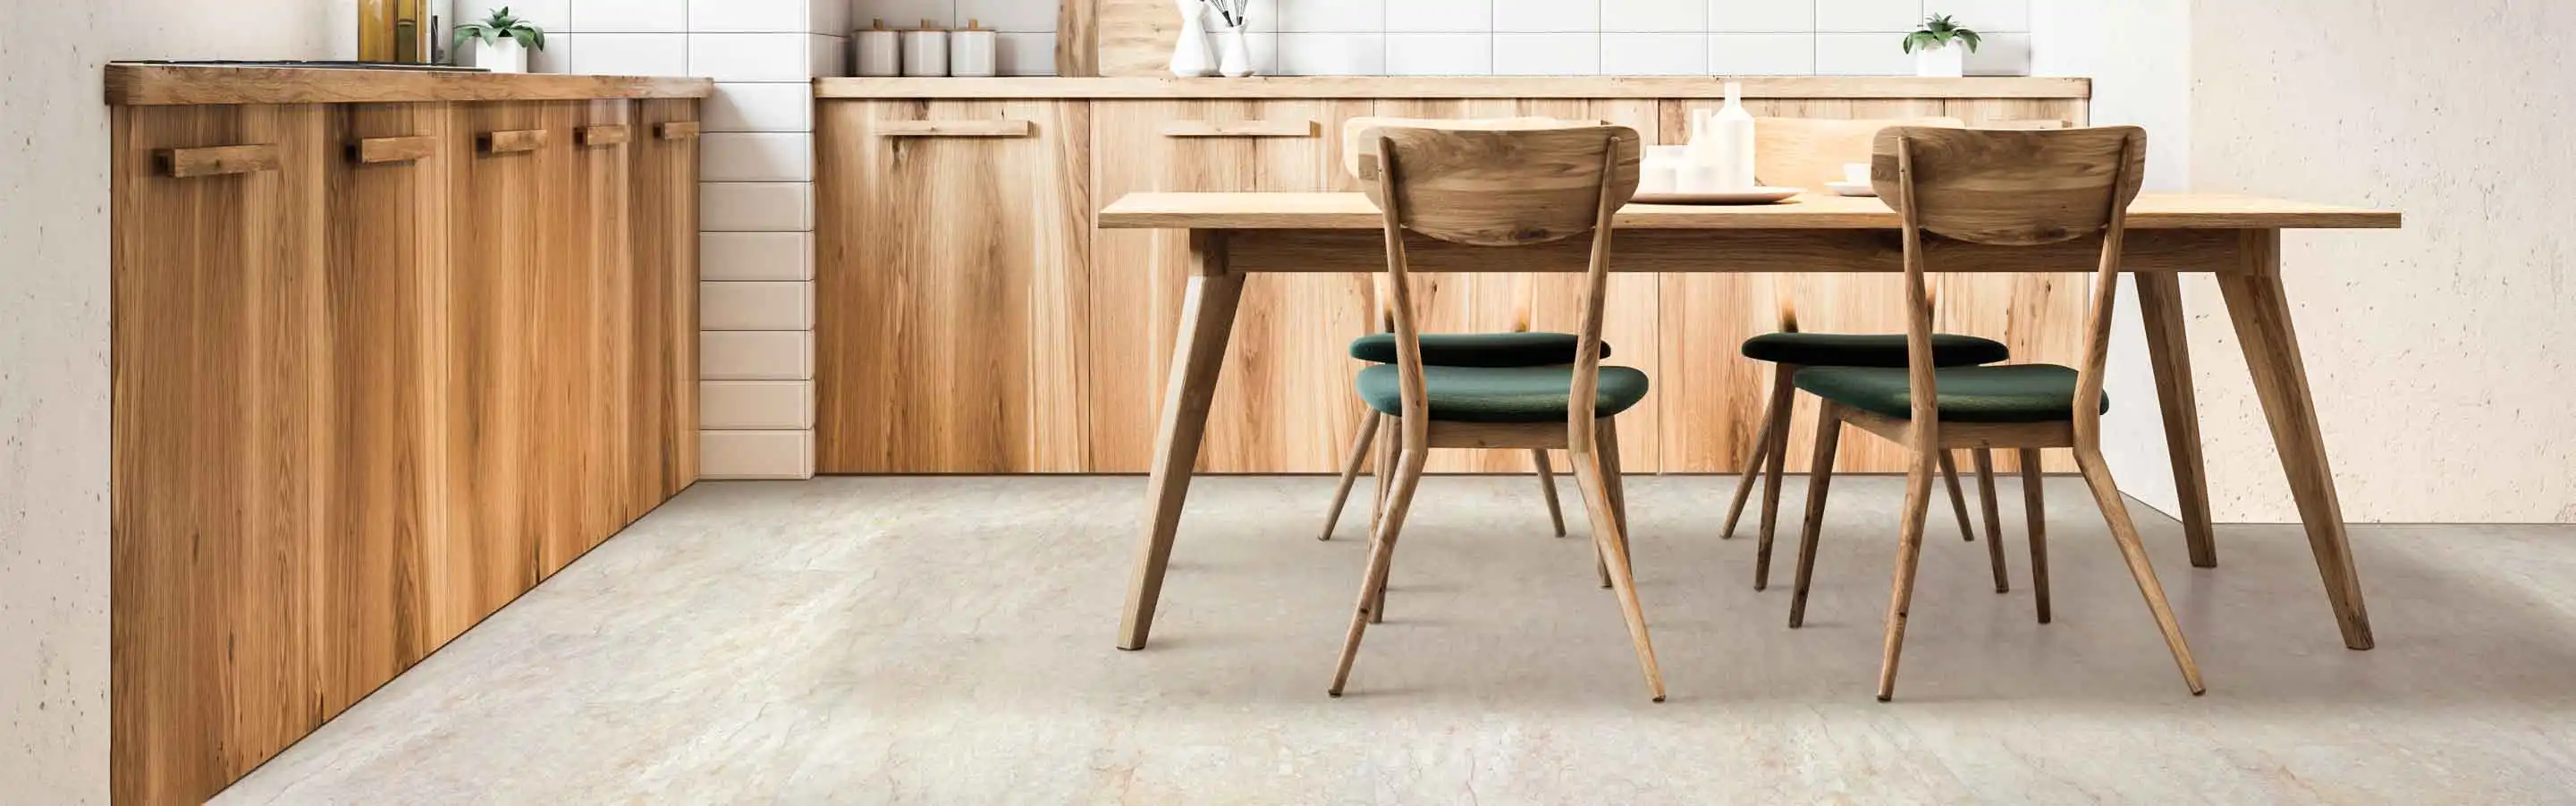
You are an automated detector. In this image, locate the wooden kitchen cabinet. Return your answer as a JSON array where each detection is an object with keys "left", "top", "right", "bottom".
[
  {"left": 1086, "top": 99, "right": 1378, "bottom": 473},
  {"left": 814, "top": 99, "right": 1094, "bottom": 473}
]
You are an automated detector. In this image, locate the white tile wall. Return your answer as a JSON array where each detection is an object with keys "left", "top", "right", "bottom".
[
  {"left": 702, "top": 132, "right": 816, "bottom": 182},
  {"left": 562, "top": 32, "right": 691, "bottom": 76},
  {"left": 854, "top": 0, "right": 2031, "bottom": 76},
  {"left": 703, "top": 232, "right": 816, "bottom": 281},
  {"left": 699, "top": 430, "right": 816, "bottom": 479},
  {"left": 576, "top": 0, "right": 688, "bottom": 32},
  {"left": 702, "top": 331, "right": 817, "bottom": 380},
  {"left": 700, "top": 381, "right": 817, "bottom": 429},
  {"left": 704, "top": 81, "right": 815, "bottom": 132},
  {"left": 702, "top": 282, "right": 816, "bottom": 331}
]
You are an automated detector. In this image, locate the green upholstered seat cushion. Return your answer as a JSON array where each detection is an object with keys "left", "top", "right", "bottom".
[
  {"left": 1349, "top": 332, "right": 1610, "bottom": 368},
  {"left": 1356, "top": 364, "right": 1651, "bottom": 423},
  {"left": 1741, "top": 332, "right": 2010, "bottom": 369},
  {"left": 1793, "top": 364, "right": 2107, "bottom": 423}
]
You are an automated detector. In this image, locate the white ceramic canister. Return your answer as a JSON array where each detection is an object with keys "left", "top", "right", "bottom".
[
  {"left": 853, "top": 20, "right": 901, "bottom": 77},
  {"left": 949, "top": 20, "right": 998, "bottom": 78},
  {"left": 900, "top": 20, "right": 949, "bottom": 77}
]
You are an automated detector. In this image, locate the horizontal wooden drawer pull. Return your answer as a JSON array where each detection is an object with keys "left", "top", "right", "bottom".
[
  {"left": 477, "top": 129, "right": 547, "bottom": 154},
  {"left": 577, "top": 124, "right": 630, "bottom": 147},
  {"left": 655, "top": 121, "right": 701, "bottom": 140},
  {"left": 349, "top": 136, "right": 437, "bottom": 164},
  {"left": 156, "top": 144, "right": 279, "bottom": 177},
  {"left": 876, "top": 119, "right": 1033, "bottom": 138},
  {"left": 1158, "top": 119, "right": 1317, "bottom": 138}
]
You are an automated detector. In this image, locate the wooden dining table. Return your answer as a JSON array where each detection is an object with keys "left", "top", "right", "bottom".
[{"left": 1098, "top": 191, "right": 2401, "bottom": 653}]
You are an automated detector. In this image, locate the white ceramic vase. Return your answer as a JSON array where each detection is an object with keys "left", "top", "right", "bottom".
[
  {"left": 469, "top": 38, "right": 528, "bottom": 73},
  {"left": 1217, "top": 23, "right": 1254, "bottom": 77},
  {"left": 1913, "top": 42, "right": 1965, "bottom": 78},
  {"left": 1169, "top": 0, "right": 1217, "bottom": 77}
]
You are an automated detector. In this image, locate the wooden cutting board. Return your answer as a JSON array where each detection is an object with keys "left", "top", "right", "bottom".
[{"left": 1095, "top": 0, "right": 1178, "bottom": 77}]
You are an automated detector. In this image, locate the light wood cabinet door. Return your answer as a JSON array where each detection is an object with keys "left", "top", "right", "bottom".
[
  {"left": 1088, "top": 99, "right": 1377, "bottom": 473},
  {"left": 629, "top": 99, "right": 702, "bottom": 503},
  {"left": 815, "top": 100, "right": 1094, "bottom": 473}
]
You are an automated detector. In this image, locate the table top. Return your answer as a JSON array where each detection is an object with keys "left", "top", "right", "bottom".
[{"left": 1098, "top": 192, "right": 2403, "bottom": 231}]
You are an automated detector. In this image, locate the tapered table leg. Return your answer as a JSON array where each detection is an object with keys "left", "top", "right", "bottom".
[
  {"left": 2134, "top": 272, "right": 2218, "bottom": 568},
  {"left": 1119, "top": 231, "right": 1246, "bottom": 650},
  {"left": 2215, "top": 230, "right": 2373, "bottom": 650}
]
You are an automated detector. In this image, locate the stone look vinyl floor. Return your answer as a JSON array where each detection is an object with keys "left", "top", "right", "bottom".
[{"left": 212, "top": 476, "right": 2576, "bottom": 804}]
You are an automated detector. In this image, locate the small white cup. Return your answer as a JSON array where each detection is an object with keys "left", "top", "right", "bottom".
[{"left": 1842, "top": 162, "right": 1871, "bottom": 184}]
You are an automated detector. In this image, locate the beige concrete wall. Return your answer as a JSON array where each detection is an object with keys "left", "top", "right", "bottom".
[
  {"left": 0, "top": 3, "right": 337, "bottom": 802},
  {"left": 2182, "top": 0, "right": 2576, "bottom": 522}
]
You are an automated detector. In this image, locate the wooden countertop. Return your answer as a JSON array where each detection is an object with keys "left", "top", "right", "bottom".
[
  {"left": 1099, "top": 192, "right": 2403, "bottom": 231},
  {"left": 814, "top": 75, "right": 2090, "bottom": 100},
  {"left": 106, "top": 64, "right": 715, "bottom": 106}
]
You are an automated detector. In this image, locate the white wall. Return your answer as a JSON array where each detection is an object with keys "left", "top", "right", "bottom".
[
  {"left": 850, "top": 0, "right": 2033, "bottom": 75},
  {"left": 2184, "top": 0, "right": 2576, "bottom": 522},
  {"left": 0, "top": 3, "right": 340, "bottom": 800}
]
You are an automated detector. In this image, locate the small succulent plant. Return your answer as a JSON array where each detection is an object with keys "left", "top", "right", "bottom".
[
  {"left": 1902, "top": 14, "right": 1981, "bottom": 53},
  {"left": 455, "top": 5, "right": 547, "bottom": 52}
]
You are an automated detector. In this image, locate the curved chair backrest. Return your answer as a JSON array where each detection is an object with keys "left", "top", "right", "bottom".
[
  {"left": 1871, "top": 125, "right": 2146, "bottom": 441},
  {"left": 1360, "top": 125, "right": 1643, "bottom": 450}
]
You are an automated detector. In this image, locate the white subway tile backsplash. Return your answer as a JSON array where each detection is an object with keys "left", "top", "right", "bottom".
[
  {"left": 814, "top": 0, "right": 853, "bottom": 34},
  {"left": 1279, "top": 0, "right": 1385, "bottom": 32},
  {"left": 1816, "top": 0, "right": 1922, "bottom": 32},
  {"left": 1600, "top": 32, "right": 1708, "bottom": 75},
  {"left": 958, "top": 0, "right": 1062, "bottom": 32},
  {"left": 1935, "top": 0, "right": 2030, "bottom": 32},
  {"left": 1603, "top": 0, "right": 1707, "bottom": 33},
  {"left": 701, "top": 282, "right": 815, "bottom": 330},
  {"left": 1383, "top": 33, "right": 1491, "bottom": 75},
  {"left": 1963, "top": 30, "right": 2029, "bottom": 75},
  {"left": 1709, "top": 0, "right": 1814, "bottom": 32},
  {"left": 702, "top": 132, "right": 815, "bottom": 182},
  {"left": 702, "top": 331, "right": 815, "bottom": 380},
  {"left": 698, "top": 429, "right": 815, "bottom": 479},
  {"left": 689, "top": 32, "right": 814, "bottom": 80},
  {"left": 1491, "top": 0, "right": 1598, "bottom": 32},
  {"left": 1710, "top": 32, "right": 1814, "bottom": 74},
  {"left": 850, "top": 0, "right": 955, "bottom": 30},
  {"left": 464, "top": 0, "right": 571, "bottom": 34},
  {"left": 690, "top": 0, "right": 810, "bottom": 32},
  {"left": 1385, "top": 0, "right": 1490, "bottom": 32},
  {"left": 1491, "top": 33, "right": 1599, "bottom": 75},
  {"left": 564, "top": 32, "right": 689, "bottom": 76},
  {"left": 700, "top": 381, "right": 816, "bottom": 429},
  {"left": 811, "top": 33, "right": 849, "bottom": 75},
  {"left": 996, "top": 31, "right": 1060, "bottom": 75},
  {"left": 575, "top": 0, "right": 687, "bottom": 31},
  {"left": 1274, "top": 32, "right": 1385, "bottom": 74},
  {"left": 703, "top": 232, "right": 815, "bottom": 281},
  {"left": 1814, "top": 31, "right": 1915, "bottom": 74},
  {"left": 701, "top": 182, "right": 814, "bottom": 231},
  {"left": 705, "top": 82, "right": 815, "bottom": 132}
]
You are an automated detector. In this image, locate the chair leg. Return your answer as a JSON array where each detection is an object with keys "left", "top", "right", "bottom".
[
  {"left": 1592, "top": 420, "right": 1634, "bottom": 589},
  {"left": 1753, "top": 364, "right": 1798, "bottom": 590},
  {"left": 1367, "top": 415, "right": 1399, "bottom": 622},
  {"left": 1318, "top": 412, "right": 1382, "bottom": 541},
  {"left": 2072, "top": 447, "right": 2207, "bottom": 696},
  {"left": 1789, "top": 403, "right": 1845, "bottom": 629},
  {"left": 1330, "top": 446, "right": 1429, "bottom": 697},
  {"left": 1972, "top": 449, "right": 2008, "bottom": 593},
  {"left": 1939, "top": 451, "right": 1976, "bottom": 543},
  {"left": 1716, "top": 386, "right": 1779, "bottom": 540},
  {"left": 1573, "top": 429, "right": 1667, "bottom": 702},
  {"left": 1875, "top": 450, "right": 1940, "bottom": 702},
  {"left": 1531, "top": 450, "right": 1568, "bottom": 538},
  {"left": 2020, "top": 448, "right": 2050, "bottom": 624}
]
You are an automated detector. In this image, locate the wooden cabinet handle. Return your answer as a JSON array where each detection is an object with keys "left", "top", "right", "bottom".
[
  {"left": 156, "top": 144, "right": 279, "bottom": 177},
  {"left": 477, "top": 129, "right": 546, "bottom": 154},
  {"left": 349, "top": 136, "right": 437, "bottom": 165},
  {"left": 577, "top": 124, "right": 630, "bottom": 147},
  {"left": 1157, "top": 120, "right": 1317, "bottom": 138},
  {"left": 655, "top": 122, "right": 701, "bottom": 140},
  {"left": 876, "top": 119, "right": 1033, "bottom": 138}
]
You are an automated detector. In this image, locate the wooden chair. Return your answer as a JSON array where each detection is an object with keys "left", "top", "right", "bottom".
[
  {"left": 1720, "top": 117, "right": 2013, "bottom": 596},
  {"left": 1785, "top": 125, "right": 2202, "bottom": 700},
  {"left": 1329, "top": 124, "right": 1664, "bottom": 701}
]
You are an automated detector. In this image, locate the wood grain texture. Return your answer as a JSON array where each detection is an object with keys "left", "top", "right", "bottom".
[
  {"left": 1086, "top": 99, "right": 1375, "bottom": 474},
  {"left": 577, "top": 123, "right": 631, "bottom": 146},
  {"left": 1097, "top": 191, "right": 2403, "bottom": 230},
  {"left": 156, "top": 143, "right": 281, "bottom": 176},
  {"left": 820, "top": 76, "right": 2094, "bottom": 100},
  {"left": 110, "top": 98, "right": 698, "bottom": 806},
  {"left": 1093, "top": 0, "right": 1173, "bottom": 77},
  {"left": 351, "top": 134, "right": 439, "bottom": 164},
  {"left": 815, "top": 100, "right": 1094, "bottom": 472},
  {"left": 655, "top": 121, "right": 701, "bottom": 140},
  {"left": 107, "top": 64, "right": 714, "bottom": 106},
  {"left": 479, "top": 128, "right": 546, "bottom": 153},
  {"left": 1157, "top": 118, "right": 1319, "bottom": 137},
  {"left": 1057, "top": 0, "right": 1098, "bottom": 76},
  {"left": 874, "top": 118, "right": 1035, "bottom": 137}
]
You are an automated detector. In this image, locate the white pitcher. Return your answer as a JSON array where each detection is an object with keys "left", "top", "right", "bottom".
[{"left": 1169, "top": 0, "right": 1218, "bottom": 77}]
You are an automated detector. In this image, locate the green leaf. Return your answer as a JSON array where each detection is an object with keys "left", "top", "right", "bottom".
[{"left": 1957, "top": 29, "right": 1982, "bottom": 52}]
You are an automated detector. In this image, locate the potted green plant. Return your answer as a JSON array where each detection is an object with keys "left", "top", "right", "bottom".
[
  {"left": 1902, "top": 14, "right": 1981, "bottom": 78},
  {"left": 455, "top": 6, "right": 546, "bottom": 74}
]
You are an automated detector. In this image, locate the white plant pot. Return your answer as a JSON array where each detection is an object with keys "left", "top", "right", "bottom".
[
  {"left": 469, "top": 38, "right": 528, "bottom": 74},
  {"left": 1913, "top": 43, "right": 1965, "bottom": 78}
]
